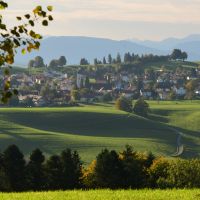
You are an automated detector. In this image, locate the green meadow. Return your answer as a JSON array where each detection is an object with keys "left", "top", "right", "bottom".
[
  {"left": 149, "top": 100, "right": 200, "bottom": 157},
  {"left": 0, "top": 101, "right": 200, "bottom": 163},
  {"left": 0, "top": 190, "right": 199, "bottom": 200}
]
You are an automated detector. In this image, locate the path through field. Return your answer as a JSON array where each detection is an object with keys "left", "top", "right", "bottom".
[{"left": 170, "top": 127, "right": 184, "bottom": 157}]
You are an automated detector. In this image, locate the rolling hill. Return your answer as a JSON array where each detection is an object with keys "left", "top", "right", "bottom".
[
  {"left": 0, "top": 102, "right": 200, "bottom": 163},
  {"left": 149, "top": 101, "right": 200, "bottom": 158},
  {"left": 0, "top": 104, "right": 178, "bottom": 164}
]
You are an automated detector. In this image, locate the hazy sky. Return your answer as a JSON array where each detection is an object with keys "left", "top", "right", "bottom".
[{"left": 3, "top": 0, "right": 200, "bottom": 40}]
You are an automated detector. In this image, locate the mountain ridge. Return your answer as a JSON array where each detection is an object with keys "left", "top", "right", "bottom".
[{"left": 15, "top": 34, "right": 200, "bottom": 66}]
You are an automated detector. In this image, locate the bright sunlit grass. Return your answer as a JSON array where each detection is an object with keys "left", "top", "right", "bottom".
[{"left": 0, "top": 189, "right": 199, "bottom": 200}]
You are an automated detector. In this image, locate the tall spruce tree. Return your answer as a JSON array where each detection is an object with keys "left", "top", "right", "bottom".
[
  {"left": 94, "top": 149, "right": 123, "bottom": 189},
  {"left": 116, "top": 53, "right": 122, "bottom": 64},
  {"left": 26, "top": 149, "right": 45, "bottom": 191},
  {"left": 45, "top": 155, "right": 63, "bottom": 190},
  {"left": 120, "top": 145, "right": 144, "bottom": 188},
  {"left": 3, "top": 145, "right": 26, "bottom": 191},
  {"left": 60, "top": 149, "right": 82, "bottom": 189},
  {"left": 103, "top": 57, "right": 107, "bottom": 64},
  {"left": 108, "top": 54, "right": 112, "bottom": 64}
]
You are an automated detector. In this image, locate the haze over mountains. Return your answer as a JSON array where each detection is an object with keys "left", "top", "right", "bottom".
[
  {"left": 15, "top": 34, "right": 200, "bottom": 66},
  {"left": 130, "top": 34, "right": 200, "bottom": 60}
]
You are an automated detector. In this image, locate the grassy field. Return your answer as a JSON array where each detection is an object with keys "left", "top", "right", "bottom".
[
  {"left": 149, "top": 100, "right": 200, "bottom": 157},
  {"left": 0, "top": 104, "right": 178, "bottom": 164},
  {"left": 0, "top": 101, "right": 200, "bottom": 163},
  {"left": 0, "top": 190, "right": 200, "bottom": 200}
]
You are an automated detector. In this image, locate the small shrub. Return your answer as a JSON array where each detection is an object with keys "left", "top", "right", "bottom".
[
  {"left": 133, "top": 98, "right": 149, "bottom": 117},
  {"left": 115, "top": 97, "right": 132, "bottom": 112}
]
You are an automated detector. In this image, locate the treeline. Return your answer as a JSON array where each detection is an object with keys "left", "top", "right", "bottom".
[
  {"left": 93, "top": 53, "right": 169, "bottom": 66},
  {"left": 1, "top": 144, "right": 200, "bottom": 191},
  {"left": 0, "top": 145, "right": 82, "bottom": 191},
  {"left": 28, "top": 49, "right": 188, "bottom": 68},
  {"left": 92, "top": 49, "right": 187, "bottom": 66}
]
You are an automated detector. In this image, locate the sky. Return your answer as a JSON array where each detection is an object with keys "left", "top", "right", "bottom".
[{"left": 2, "top": 0, "right": 200, "bottom": 41}]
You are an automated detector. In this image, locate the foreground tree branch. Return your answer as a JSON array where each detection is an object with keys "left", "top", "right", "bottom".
[{"left": 0, "top": 1, "right": 53, "bottom": 103}]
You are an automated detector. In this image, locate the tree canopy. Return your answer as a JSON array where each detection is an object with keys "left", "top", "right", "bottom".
[
  {"left": 115, "top": 97, "right": 132, "bottom": 112},
  {"left": 133, "top": 98, "right": 150, "bottom": 117},
  {"left": 171, "top": 49, "right": 188, "bottom": 61}
]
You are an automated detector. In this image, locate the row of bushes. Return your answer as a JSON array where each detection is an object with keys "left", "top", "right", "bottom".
[
  {"left": 0, "top": 144, "right": 200, "bottom": 191},
  {"left": 115, "top": 97, "right": 150, "bottom": 117}
]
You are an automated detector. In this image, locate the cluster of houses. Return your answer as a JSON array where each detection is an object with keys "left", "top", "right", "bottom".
[
  {"left": 76, "top": 67, "right": 200, "bottom": 101},
  {"left": 5, "top": 66, "right": 200, "bottom": 106}
]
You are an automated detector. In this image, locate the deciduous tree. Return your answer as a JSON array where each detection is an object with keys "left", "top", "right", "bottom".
[
  {"left": 115, "top": 97, "right": 132, "bottom": 112},
  {"left": 133, "top": 98, "right": 149, "bottom": 117}
]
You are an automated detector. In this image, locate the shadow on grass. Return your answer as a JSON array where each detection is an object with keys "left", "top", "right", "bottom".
[{"left": 148, "top": 114, "right": 168, "bottom": 123}]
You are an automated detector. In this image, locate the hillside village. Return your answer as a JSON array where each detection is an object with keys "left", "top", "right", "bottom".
[{"left": 5, "top": 51, "right": 200, "bottom": 107}]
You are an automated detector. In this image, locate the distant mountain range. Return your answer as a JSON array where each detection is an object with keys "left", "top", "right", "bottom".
[
  {"left": 129, "top": 34, "right": 200, "bottom": 61},
  {"left": 15, "top": 34, "right": 200, "bottom": 66}
]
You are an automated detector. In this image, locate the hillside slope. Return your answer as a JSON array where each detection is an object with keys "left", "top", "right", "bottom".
[
  {"left": 149, "top": 101, "right": 200, "bottom": 158},
  {"left": 0, "top": 104, "right": 177, "bottom": 163}
]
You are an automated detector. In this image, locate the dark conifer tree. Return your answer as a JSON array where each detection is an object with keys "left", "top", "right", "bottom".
[
  {"left": 108, "top": 54, "right": 112, "bottom": 64},
  {"left": 3, "top": 145, "right": 26, "bottom": 191},
  {"left": 45, "top": 155, "right": 63, "bottom": 190},
  {"left": 120, "top": 145, "right": 144, "bottom": 188},
  {"left": 60, "top": 149, "right": 82, "bottom": 189},
  {"left": 94, "top": 149, "right": 123, "bottom": 189},
  {"left": 103, "top": 57, "right": 107, "bottom": 64},
  {"left": 116, "top": 53, "right": 122, "bottom": 64},
  {"left": 26, "top": 149, "right": 45, "bottom": 191}
]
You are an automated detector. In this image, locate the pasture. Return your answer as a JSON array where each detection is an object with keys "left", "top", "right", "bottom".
[
  {"left": 149, "top": 100, "right": 200, "bottom": 157},
  {"left": 0, "top": 104, "right": 177, "bottom": 164},
  {"left": 0, "top": 101, "right": 200, "bottom": 163}
]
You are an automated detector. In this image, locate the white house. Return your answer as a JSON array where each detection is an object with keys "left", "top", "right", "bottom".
[{"left": 77, "top": 73, "right": 86, "bottom": 88}]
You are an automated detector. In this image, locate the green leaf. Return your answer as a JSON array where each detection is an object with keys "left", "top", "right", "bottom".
[
  {"left": 48, "top": 15, "right": 53, "bottom": 21},
  {"left": 29, "top": 30, "right": 36, "bottom": 38},
  {"left": 4, "top": 81, "right": 10, "bottom": 91},
  {"left": 25, "top": 14, "right": 30, "bottom": 19},
  {"left": 33, "top": 6, "right": 42, "bottom": 14},
  {"left": 13, "top": 39, "right": 20, "bottom": 47},
  {"left": 19, "top": 27, "right": 24, "bottom": 33},
  {"left": 35, "top": 34, "right": 42, "bottom": 39},
  {"left": 16, "top": 16, "right": 22, "bottom": 21},
  {"left": 5, "top": 55, "right": 14, "bottom": 64},
  {"left": 42, "top": 20, "right": 48, "bottom": 26},
  {"left": 21, "top": 49, "right": 26, "bottom": 55},
  {"left": 0, "top": 23, "right": 6, "bottom": 30},
  {"left": 0, "top": 1, "right": 8, "bottom": 10},
  {"left": 47, "top": 6, "right": 53, "bottom": 12},
  {"left": 41, "top": 11, "right": 47, "bottom": 17},
  {"left": 29, "top": 20, "right": 34, "bottom": 26}
]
